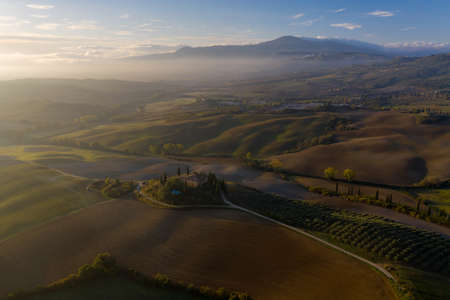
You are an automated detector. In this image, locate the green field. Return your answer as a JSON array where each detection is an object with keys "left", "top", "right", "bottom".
[
  {"left": 417, "top": 188, "right": 450, "bottom": 213},
  {"left": 389, "top": 265, "right": 450, "bottom": 300},
  {"left": 0, "top": 161, "right": 106, "bottom": 241},
  {"left": 52, "top": 113, "right": 342, "bottom": 157},
  {"left": 0, "top": 145, "right": 127, "bottom": 164}
]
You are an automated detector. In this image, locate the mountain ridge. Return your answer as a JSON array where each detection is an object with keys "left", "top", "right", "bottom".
[{"left": 128, "top": 36, "right": 388, "bottom": 60}]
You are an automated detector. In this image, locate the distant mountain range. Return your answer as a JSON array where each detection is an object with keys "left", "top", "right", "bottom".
[
  {"left": 129, "top": 36, "right": 386, "bottom": 60},
  {"left": 127, "top": 36, "right": 450, "bottom": 61}
]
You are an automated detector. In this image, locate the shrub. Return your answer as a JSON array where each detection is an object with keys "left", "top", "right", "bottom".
[
  {"left": 6, "top": 253, "right": 253, "bottom": 300},
  {"left": 153, "top": 273, "right": 170, "bottom": 287}
]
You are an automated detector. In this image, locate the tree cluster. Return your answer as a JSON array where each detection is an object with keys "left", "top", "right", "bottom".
[{"left": 6, "top": 253, "right": 251, "bottom": 300}]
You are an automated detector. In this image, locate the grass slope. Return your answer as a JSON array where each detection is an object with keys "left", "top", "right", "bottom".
[
  {"left": 52, "top": 113, "right": 337, "bottom": 157},
  {"left": 0, "top": 159, "right": 105, "bottom": 241},
  {"left": 0, "top": 145, "right": 127, "bottom": 164},
  {"left": 390, "top": 265, "right": 450, "bottom": 300},
  {"left": 186, "top": 115, "right": 332, "bottom": 156},
  {"left": 416, "top": 188, "right": 450, "bottom": 213}
]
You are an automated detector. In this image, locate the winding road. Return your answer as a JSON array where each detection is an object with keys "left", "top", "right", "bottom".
[
  {"left": 43, "top": 155, "right": 450, "bottom": 236},
  {"left": 220, "top": 193, "right": 396, "bottom": 281}
]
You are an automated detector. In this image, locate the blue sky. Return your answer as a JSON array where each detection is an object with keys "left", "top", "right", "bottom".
[{"left": 0, "top": 0, "right": 449, "bottom": 64}]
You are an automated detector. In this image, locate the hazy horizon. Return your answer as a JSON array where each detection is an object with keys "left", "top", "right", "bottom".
[{"left": 1, "top": 0, "right": 449, "bottom": 81}]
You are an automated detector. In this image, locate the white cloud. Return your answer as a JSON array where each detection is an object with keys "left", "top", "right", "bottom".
[
  {"left": 27, "top": 4, "right": 55, "bottom": 10},
  {"left": 120, "top": 14, "right": 130, "bottom": 19},
  {"left": 66, "top": 20, "right": 101, "bottom": 31},
  {"left": 368, "top": 10, "right": 394, "bottom": 17},
  {"left": 0, "top": 16, "right": 17, "bottom": 22},
  {"left": 335, "top": 8, "right": 346, "bottom": 13},
  {"left": 114, "top": 30, "right": 132, "bottom": 36},
  {"left": 401, "top": 26, "right": 416, "bottom": 32},
  {"left": 384, "top": 41, "right": 450, "bottom": 49},
  {"left": 138, "top": 22, "right": 172, "bottom": 32},
  {"left": 0, "top": 52, "right": 75, "bottom": 65},
  {"left": 330, "top": 23, "right": 361, "bottom": 30},
  {"left": 140, "top": 28, "right": 156, "bottom": 33},
  {"left": 35, "top": 23, "right": 60, "bottom": 30},
  {"left": 294, "top": 18, "right": 320, "bottom": 27},
  {"left": 0, "top": 17, "right": 31, "bottom": 28},
  {"left": 31, "top": 14, "right": 49, "bottom": 19},
  {"left": 292, "top": 13, "right": 304, "bottom": 19}
]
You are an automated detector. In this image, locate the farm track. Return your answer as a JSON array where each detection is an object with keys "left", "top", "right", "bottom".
[
  {"left": 22, "top": 154, "right": 450, "bottom": 236},
  {"left": 221, "top": 193, "right": 395, "bottom": 281}
]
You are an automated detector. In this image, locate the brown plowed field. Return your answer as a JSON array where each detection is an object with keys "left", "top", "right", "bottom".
[
  {"left": 274, "top": 112, "right": 450, "bottom": 186},
  {"left": 0, "top": 200, "right": 395, "bottom": 300}
]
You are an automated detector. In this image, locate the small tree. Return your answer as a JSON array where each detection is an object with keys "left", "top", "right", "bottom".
[
  {"left": 271, "top": 159, "right": 283, "bottom": 172},
  {"left": 343, "top": 169, "right": 355, "bottom": 182},
  {"left": 343, "top": 169, "right": 355, "bottom": 195},
  {"left": 149, "top": 144, "right": 162, "bottom": 155},
  {"left": 177, "top": 144, "right": 184, "bottom": 153},
  {"left": 416, "top": 198, "right": 422, "bottom": 216},
  {"left": 246, "top": 152, "right": 253, "bottom": 161},
  {"left": 324, "top": 167, "right": 338, "bottom": 180}
]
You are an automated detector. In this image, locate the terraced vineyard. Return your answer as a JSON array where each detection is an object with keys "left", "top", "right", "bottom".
[{"left": 227, "top": 184, "right": 450, "bottom": 277}]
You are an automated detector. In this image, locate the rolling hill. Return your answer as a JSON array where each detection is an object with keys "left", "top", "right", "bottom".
[
  {"left": 51, "top": 113, "right": 340, "bottom": 157},
  {"left": 273, "top": 111, "right": 450, "bottom": 185},
  {"left": 0, "top": 157, "right": 106, "bottom": 242},
  {"left": 206, "top": 53, "right": 450, "bottom": 103}
]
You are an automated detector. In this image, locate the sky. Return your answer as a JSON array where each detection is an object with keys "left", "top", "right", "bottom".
[{"left": 0, "top": 0, "right": 449, "bottom": 65}]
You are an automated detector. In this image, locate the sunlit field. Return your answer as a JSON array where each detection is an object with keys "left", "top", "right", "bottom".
[{"left": 0, "top": 1, "right": 449, "bottom": 299}]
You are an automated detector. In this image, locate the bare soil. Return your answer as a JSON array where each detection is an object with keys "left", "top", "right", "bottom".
[
  {"left": 0, "top": 200, "right": 396, "bottom": 300},
  {"left": 275, "top": 111, "right": 450, "bottom": 186}
]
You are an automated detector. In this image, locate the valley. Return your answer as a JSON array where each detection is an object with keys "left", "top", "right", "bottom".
[{"left": 0, "top": 30, "right": 449, "bottom": 300}]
